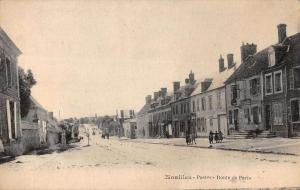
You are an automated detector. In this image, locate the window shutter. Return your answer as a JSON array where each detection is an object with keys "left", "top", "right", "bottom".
[{"left": 290, "top": 69, "right": 294, "bottom": 89}]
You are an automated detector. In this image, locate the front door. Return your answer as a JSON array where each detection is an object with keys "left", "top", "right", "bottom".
[
  {"left": 265, "top": 105, "right": 271, "bottom": 130},
  {"left": 234, "top": 109, "right": 239, "bottom": 131}
]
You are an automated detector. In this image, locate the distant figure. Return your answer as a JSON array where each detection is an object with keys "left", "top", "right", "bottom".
[
  {"left": 214, "top": 131, "right": 219, "bottom": 143},
  {"left": 185, "top": 130, "right": 190, "bottom": 145},
  {"left": 209, "top": 130, "right": 214, "bottom": 144},
  {"left": 191, "top": 132, "right": 196, "bottom": 144},
  {"left": 218, "top": 131, "right": 223, "bottom": 143},
  {"left": 166, "top": 129, "right": 169, "bottom": 139}
]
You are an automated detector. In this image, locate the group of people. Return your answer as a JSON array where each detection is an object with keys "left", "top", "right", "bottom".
[
  {"left": 185, "top": 128, "right": 197, "bottom": 145},
  {"left": 209, "top": 130, "right": 223, "bottom": 144}
]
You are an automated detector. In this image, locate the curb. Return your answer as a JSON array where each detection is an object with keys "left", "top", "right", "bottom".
[{"left": 120, "top": 139, "right": 298, "bottom": 156}]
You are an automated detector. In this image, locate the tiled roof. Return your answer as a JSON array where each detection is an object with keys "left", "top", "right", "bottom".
[
  {"left": 137, "top": 103, "right": 151, "bottom": 116},
  {"left": 225, "top": 32, "right": 300, "bottom": 84},
  {"left": 225, "top": 49, "right": 268, "bottom": 84},
  {"left": 190, "top": 69, "right": 234, "bottom": 96}
]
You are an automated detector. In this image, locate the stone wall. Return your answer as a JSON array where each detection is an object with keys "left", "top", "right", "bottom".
[{"left": 21, "top": 120, "right": 40, "bottom": 153}]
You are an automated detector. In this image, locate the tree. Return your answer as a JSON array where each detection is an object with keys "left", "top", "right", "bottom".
[{"left": 19, "top": 68, "right": 37, "bottom": 118}]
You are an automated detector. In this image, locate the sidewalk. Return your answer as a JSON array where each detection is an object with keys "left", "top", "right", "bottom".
[{"left": 121, "top": 137, "right": 300, "bottom": 156}]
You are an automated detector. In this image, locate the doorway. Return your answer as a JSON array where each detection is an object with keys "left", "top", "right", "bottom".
[
  {"left": 234, "top": 109, "right": 239, "bottom": 131},
  {"left": 265, "top": 105, "right": 272, "bottom": 130}
]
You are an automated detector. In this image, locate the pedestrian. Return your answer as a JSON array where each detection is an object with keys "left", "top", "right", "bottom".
[
  {"left": 185, "top": 129, "right": 190, "bottom": 145},
  {"left": 218, "top": 130, "right": 223, "bottom": 143},
  {"left": 191, "top": 132, "right": 196, "bottom": 145},
  {"left": 166, "top": 129, "right": 169, "bottom": 139},
  {"left": 214, "top": 131, "right": 219, "bottom": 143},
  {"left": 209, "top": 130, "right": 214, "bottom": 144}
]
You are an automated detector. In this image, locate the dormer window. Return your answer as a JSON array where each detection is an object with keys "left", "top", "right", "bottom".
[{"left": 268, "top": 47, "right": 276, "bottom": 67}]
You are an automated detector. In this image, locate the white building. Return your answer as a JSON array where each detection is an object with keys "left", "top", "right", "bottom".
[{"left": 190, "top": 55, "right": 235, "bottom": 137}]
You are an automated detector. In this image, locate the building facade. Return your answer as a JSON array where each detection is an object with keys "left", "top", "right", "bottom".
[
  {"left": 170, "top": 71, "right": 198, "bottom": 138},
  {"left": 0, "top": 27, "right": 22, "bottom": 155},
  {"left": 262, "top": 24, "right": 300, "bottom": 137},
  {"left": 149, "top": 88, "right": 172, "bottom": 138},
  {"left": 225, "top": 44, "right": 265, "bottom": 134},
  {"left": 135, "top": 95, "right": 151, "bottom": 138},
  {"left": 191, "top": 55, "right": 235, "bottom": 137}
]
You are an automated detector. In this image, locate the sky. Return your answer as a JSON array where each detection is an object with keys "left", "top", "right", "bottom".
[{"left": 0, "top": 0, "right": 299, "bottom": 119}]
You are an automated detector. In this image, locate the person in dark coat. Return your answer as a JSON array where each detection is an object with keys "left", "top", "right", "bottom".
[
  {"left": 218, "top": 130, "right": 223, "bottom": 143},
  {"left": 209, "top": 130, "right": 214, "bottom": 144},
  {"left": 185, "top": 130, "right": 190, "bottom": 145},
  {"left": 214, "top": 131, "right": 219, "bottom": 143}
]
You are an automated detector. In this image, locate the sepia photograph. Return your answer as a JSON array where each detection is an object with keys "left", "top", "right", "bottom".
[{"left": 0, "top": 0, "right": 300, "bottom": 189}]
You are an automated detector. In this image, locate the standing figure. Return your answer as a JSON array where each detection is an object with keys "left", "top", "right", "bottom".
[
  {"left": 214, "top": 131, "right": 219, "bottom": 143},
  {"left": 218, "top": 130, "right": 223, "bottom": 143},
  {"left": 209, "top": 130, "right": 214, "bottom": 144}
]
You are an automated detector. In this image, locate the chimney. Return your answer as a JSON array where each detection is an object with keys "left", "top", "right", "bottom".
[
  {"left": 145, "top": 95, "right": 152, "bottom": 104},
  {"left": 173, "top": 81, "right": 180, "bottom": 92},
  {"left": 161, "top": 88, "right": 167, "bottom": 97},
  {"left": 201, "top": 78, "right": 213, "bottom": 92},
  {"left": 277, "top": 24, "right": 287, "bottom": 43},
  {"left": 158, "top": 90, "right": 162, "bottom": 97},
  {"left": 189, "top": 71, "right": 195, "bottom": 84},
  {"left": 240, "top": 43, "right": 257, "bottom": 63},
  {"left": 153, "top": 92, "right": 159, "bottom": 101},
  {"left": 219, "top": 55, "right": 226, "bottom": 73},
  {"left": 227, "top": 53, "right": 235, "bottom": 69},
  {"left": 185, "top": 78, "right": 189, "bottom": 85}
]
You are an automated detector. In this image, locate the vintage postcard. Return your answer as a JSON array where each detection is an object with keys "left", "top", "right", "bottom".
[{"left": 0, "top": 0, "right": 300, "bottom": 189}]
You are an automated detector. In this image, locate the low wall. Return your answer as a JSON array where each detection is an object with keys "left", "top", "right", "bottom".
[
  {"left": 21, "top": 120, "right": 41, "bottom": 153},
  {"left": 47, "top": 131, "right": 60, "bottom": 147}
]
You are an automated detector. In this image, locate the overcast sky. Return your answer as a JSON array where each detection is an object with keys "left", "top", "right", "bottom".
[{"left": 0, "top": 0, "right": 299, "bottom": 118}]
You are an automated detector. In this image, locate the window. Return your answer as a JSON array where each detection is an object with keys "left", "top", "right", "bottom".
[
  {"left": 175, "top": 104, "right": 178, "bottom": 114},
  {"left": 268, "top": 47, "right": 276, "bottom": 67},
  {"left": 180, "top": 121, "right": 185, "bottom": 132},
  {"left": 5, "top": 58, "right": 12, "bottom": 88},
  {"left": 244, "top": 108, "right": 251, "bottom": 124},
  {"left": 251, "top": 106, "right": 261, "bottom": 125},
  {"left": 192, "top": 100, "right": 195, "bottom": 112},
  {"left": 274, "top": 70, "right": 282, "bottom": 93},
  {"left": 196, "top": 118, "right": 201, "bottom": 132},
  {"left": 228, "top": 110, "right": 233, "bottom": 124},
  {"left": 265, "top": 73, "right": 273, "bottom": 95},
  {"left": 196, "top": 98, "right": 200, "bottom": 111},
  {"left": 187, "top": 103, "right": 190, "bottom": 113},
  {"left": 291, "top": 99, "right": 300, "bottom": 122},
  {"left": 209, "top": 117, "right": 213, "bottom": 126},
  {"left": 200, "top": 117, "right": 207, "bottom": 133},
  {"left": 217, "top": 92, "right": 221, "bottom": 109},
  {"left": 201, "top": 97, "right": 206, "bottom": 111},
  {"left": 231, "top": 84, "right": 240, "bottom": 101},
  {"left": 180, "top": 103, "right": 183, "bottom": 114},
  {"left": 172, "top": 106, "right": 175, "bottom": 115},
  {"left": 209, "top": 95, "right": 213, "bottom": 110},
  {"left": 249, "top": 78, "right": 260, "bottom": 95},
  {"left": 183, "top": 103, "right": 186, "bottom": 113},
  {"left": 294, "top": 67, "right": 300, "bottom": 89},
  {"left": 273, "top": 103, "right": 283, "bottom": 125}
]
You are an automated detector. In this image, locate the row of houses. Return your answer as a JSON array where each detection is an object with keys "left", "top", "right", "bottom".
[
  {"left": 0, "top": 27, "right": 63, "bottom": 156},
  {"left": 134, "top": 24, "right": 300, "bottom": 139}
]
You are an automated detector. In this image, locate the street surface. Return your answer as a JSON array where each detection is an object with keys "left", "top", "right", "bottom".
[{"left": 0, "top": 124, "right": 299, "bottom": 189}]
